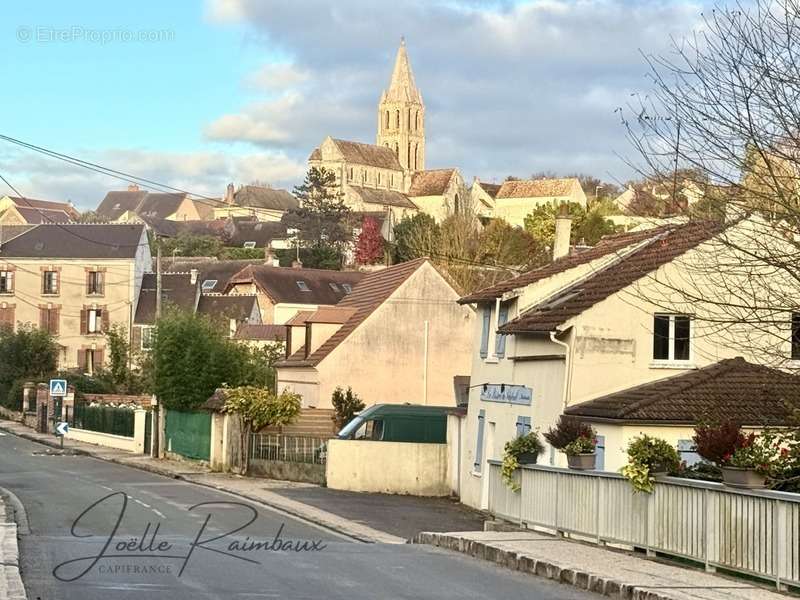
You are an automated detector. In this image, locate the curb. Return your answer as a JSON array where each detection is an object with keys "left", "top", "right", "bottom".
[
  {"left": 413, "top": 532, "right": 683, "bottom": 600},
  {"left": 0, "top": 497, "right": 28, "bottom": 600}
]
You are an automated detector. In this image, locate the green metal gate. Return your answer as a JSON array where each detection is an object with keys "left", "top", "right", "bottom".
[
  {"left": 143, "top": 411, "right": 152, "bottom": 454},
  {"left": 165, "top": 410, "right": 211, "bottom": 461}
]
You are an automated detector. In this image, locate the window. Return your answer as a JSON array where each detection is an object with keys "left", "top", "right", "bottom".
[
  {"left": 792, "top": 313, "right": 800, "bottom": 360},
  {"left": 79, "top": 348, "right": 103, "bottom": 375},
  {"left": 141, "top": 326, "right": 154, "bottom": 350},
  {"left": 495, "top": 304, "right": 509, "bottom": 358},
  {"left": 42, "top": 270, "right": 59, "bottom": 295},
  {"left": 395, "top": 110, "right": 400, "bottom": 128},
  {"left": 377, "top": 172, "right": 381, "bottom": 185},
  {"left": 652, "top": 314, "right": 691, "bottom": 361},
  {"left": 201, "top": 279, "right": 218, "bottom": 292},
  {"left": 243, "top": 241, "right": 256, "bottom": 249},
  {"left": 296, "top": 280, "right": 310, "bottom": 292},
  {"left": 83, "top": 307, "right": 106, "bottom": 334},
  {"left": 384, "top": 111, "right": 389, "bottom": 129},
  {"left": 39, "top": 306, "right": 59, "bottom": 335},
  {"left": 86, "top": 270, "right": 104, "bottom": 295},
  {"left": 596, "top": 436, "right": 606, "bottom": 471},
  {"left": 473, "top": 409, "right": 486, "bottom": 473},
  {"left": 515, "top": 416, "right": 531, "bottom": 437},
  {"left": 480, "top": 307, "right": 491, "bottom": 358},
  {"left": 349, "top": 167, "right": 354, "bottom": 181},
  {"left": 342, "top": 283, "right": 352, "bottom": 293},
  {"left": 0, "top": 270, "right": 13, "bottom": 294},
  {"left": 329, "top": 282, "right": 340, "bottom": 292},
  {"left": 677, "top": 439, "right": 701, "bottom": 467},
  {"left": 0, "top": 304, "right": 14, "bottom": 328}
]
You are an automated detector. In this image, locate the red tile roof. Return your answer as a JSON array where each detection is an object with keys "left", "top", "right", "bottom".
[
  {"left": 499, "top": 220, "right": 720, "bottom": 333},
  {"left": 408, "top": 169, "right": 456, "bottom": 197},
  {"left": 496, "top": 178, "right": 580, "bottom": 199},
  {"left": 234, "top": 323, "right": 286, "bottom": 342},
  {"left": 565, "top": 357, "right": 800, "bottom": 425}
]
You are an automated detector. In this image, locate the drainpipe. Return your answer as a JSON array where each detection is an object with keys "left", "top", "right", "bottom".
[
  {"left": 423, "top": 320, "right": 429, "bottom": 405},
  {"left": 549, "top": 330, "right": 572, "bottom": 410}
]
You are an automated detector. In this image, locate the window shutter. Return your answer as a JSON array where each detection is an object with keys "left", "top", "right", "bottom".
[
  {"left": 6, "top": 271, "right": 12, "bottom": 292},
  {"left": 98, "top": 271, "right": 105, "bottom": 295},
  {"left": 596, "top": 435, "right": 606, "bottom": 471},
  {"left": 94, "top": 349, "right": 104, "bottom": 367},
  {"left": 86, "top": 272, "right": 92, "bottom": 295},
  {"left": 41, "top": 273, "right": 46, "bottom": 295},
  {"left": 77, "top": 349, "right": 87, "bottom": 372},
  {"left": 39, "top": 307, "right": 47, "bottom": 329},
  {"left": 474, "top": 409, "right": 486, "bottom": 472},
  {"left": 101, "top": 307, "right": 110, "bottom": 332},
  {"left": 49, "top": 308, "right": 59, "bottom": 335},
  {"left": 479, "top": 308, "right": 491, "bottom": 358},
  {"left": 80, "top": 309, "right": 88, "bottom": 335},
  {"left": 495, "top": 305, "right": 509, "bottom": 358}
]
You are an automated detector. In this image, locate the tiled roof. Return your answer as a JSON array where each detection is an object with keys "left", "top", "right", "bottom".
[
  {"left": 496, "top": 178, "right": 580, "bottom": 199},
  {"left": 476, "top": 181, "right": 501, "bottom": 199},
  {"left": 227, "top": 221, "right": 289, "bottom": 247},
  {"left": 135, "top": 193, "right": 187, "bottom": 221},
  {"left": 278, "top": 259, "right": 428, "bottom": 367},
  {"left": 349, "top": 185, "right": 417, "bottom": 209},
  {"left": 227, "top": 265, "right": 366, "bottom": 305},
  {"left": 233, "top": 186, "right": 298, "bottom": 211},
  {"left": 308, "top": 148, "right": 322, "bottom": 161},
  {"left": 499, "top": 221, "right": 720, "bottom": 333},
  {"left": 460, "top": 226, "right": 674, "bottom": 303},
  {"left": 5, "top": 195, "right": 76, "bottom": 214},
  {"left": 0, "top": 224, "right": 146, "bottom": 259},
  {"left": 96, "top": 190, "right": 148, "bottom": 220},
  {"left": 233, "top": 323, "right": 286, "bottom": 342},
  {"left": 305, "top": 306, "right": 357, "bottom": 324},
  {"left": 408, "top": 169, "right": 455, "bottom": 197},
  {"left": 285, "top": 311, "right": 315, "bottom": 326},
  {"left": 565, "top": 358, "right": 800, "bottom": 425},
  {"left": 13, "top": 206, "right": 74, "bottom": 224},
  {"left": 332, "top": 139, "right": 403, "bottom": 170},
  {"left": 197, "top": 294, "right": 258, "bottom": 321},
  {"left": 135, "top": 272, "right": 199, "bottom": 325},
  {"left": 165, "top": 259, "right": 262, "bottom": 294}
]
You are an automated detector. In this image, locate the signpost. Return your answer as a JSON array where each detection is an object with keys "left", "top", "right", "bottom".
[
  {"left": 55, "top": 421, "right": 68, "bottom": 449},
  {"left": 50, "top": 379, "right": 68, "bottom": 449}
]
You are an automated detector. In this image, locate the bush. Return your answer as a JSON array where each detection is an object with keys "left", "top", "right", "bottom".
[
  {"left": 501, "top": 432, "right": 544, "bottom": 491},
  {"left": 0, "top": 325, "right": 58, "bottom": 408},
  {"left": 544, "top": 416, "right": 596, "bottom": 454},
  {"left": 693, "top": 420, "right": 744, "bottom": 465},
  {"left": 2, "top": 379, "right": 26, "bottom": 411},
  {"left": 331, "top": 387, "right": 365, "bottom": 431},
  {"left": 621, "top": 434, "right": 680, "bottom": 493}
]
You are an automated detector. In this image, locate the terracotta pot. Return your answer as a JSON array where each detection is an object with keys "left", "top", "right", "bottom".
[
  {"left": 517, "top": 452, "right": 539, "bottom": 465},
  {"left": 721, "top": 466, "right": 767, "bottom": 489},
  {"left": 567, "top": 453, "right": 596, "bottom": 470}
]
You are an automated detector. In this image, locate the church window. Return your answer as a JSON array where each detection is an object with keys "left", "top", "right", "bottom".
[
  {"left": 390, "top": 174, "right": 394, "bottom": 188},
  {"left": 407, "top": 144, "right": 411, "bottom": 169},
  {"left": 416, "top": 111, "right": 420, "bottom": 130},
  {"left": 414, "top": 143, "right": 419, "bottom": 170},
  {"left": 385, "top": 111, "right": 390, "bottom": 129},
  {"left": 362, "top": 169, "right": 367, "bottom": 183},
  {"left": 394, "top": 142, "right": 399, "bottom": 156},
  {"left": 408, "top": 108, "right": 411, "bottom": 129},
  {"left": 377, "top": 172, "right": 381, "bottom": 185},
  {"left": 395, "top": 110, "right": 400, "bottom": 128},
  {"left": 348, "top": 167, "right": 353, "bottom": 181}
]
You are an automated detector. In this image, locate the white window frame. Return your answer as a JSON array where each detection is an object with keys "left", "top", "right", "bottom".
[
  {"left": 43, "top": 270, "right": 59, "bottom": 295},
  {"left": 651, "top": 313, "right": 693, "bottom": 367},
  {"left": 243, "top": 241, "right": 256, "bottom": 249},
  {"left": 87, "top": 308, "right": 102, "bottom": 334},
  {"left": 141, "top": 326, "right": 154, "bottom": 351},
  {"left": 0, "top": 270, "right": 13, "bottom": 294}
]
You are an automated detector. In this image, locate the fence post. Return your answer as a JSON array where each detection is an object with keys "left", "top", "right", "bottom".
[
  {"left": 703, "top": 488, "right": 716, "bottom": 573},
  {"left": 554, "top": 471, "right": 561, "bottom": 537},
  {"left": 595, "top": 476, "right": 602, "bottom": 545}
]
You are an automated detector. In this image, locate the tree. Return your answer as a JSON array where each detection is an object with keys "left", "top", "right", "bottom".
[
  {"left": 355, "top": 217, "right": 385, "bottom": 264},
  {"left": 524, "top": 202, "right": 616, "bottom": 249},
  {"left": 285, "top": 167, "right": 352, "bottom": 252},
  {"left": 76, "top": 210, "right": 108, "bottom": 223},
  {"left": 221, "top": 386, "right": 301, "bottom": 474},
  {"left": 331, "top": 386, "right": 365, "bottom": 431},
  {"left": 0, "top": 325, "right": 58, "bottom": 409},
  {"left": 392, "top": 213, "right": 439, "bottom": 262},
  {"left": 477, "top": 219, "right": 542, "bottom": 268},
  {"left": 160, "top": 233, "right": 223, "bottom": 258},
  {"left": 105, "top": 324, "right": 131, "bottom": 389},
  {"left": 621, "top": 0, "right": 800, "bottom": 365}
]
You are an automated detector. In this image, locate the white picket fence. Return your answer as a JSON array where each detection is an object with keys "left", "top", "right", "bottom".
[{"left": 487, "top": 460, "right": 800, "bottom": 590}]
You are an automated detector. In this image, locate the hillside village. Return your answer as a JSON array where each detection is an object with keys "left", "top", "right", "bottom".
[{"left": 3, "top": 19, "right": 800, "bottom": 600}]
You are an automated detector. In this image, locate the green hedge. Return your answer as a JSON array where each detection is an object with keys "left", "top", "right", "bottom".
[{"left": 73, "top": 403, "right": 135, "bottom": 438}]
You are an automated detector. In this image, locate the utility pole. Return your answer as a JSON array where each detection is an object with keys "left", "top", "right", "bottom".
[
  {"left": 152, "top": 238, "right": 162, "bottom": 458},
  {"left": 156, "top": 241, "right": 162, "bottom": 319}
]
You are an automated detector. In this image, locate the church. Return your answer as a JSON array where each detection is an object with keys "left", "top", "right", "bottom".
[{"left": 308, "top": 39, "right": 467, "bottom": 224}]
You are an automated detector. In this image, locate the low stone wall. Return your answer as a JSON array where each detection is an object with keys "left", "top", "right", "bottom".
[
  {"left": 83, "top": 393, "right": 151, "bottom": 407},
  {"left": 0, "top": 406, "right": 36, "bottom": 429},
  {"left": 248, "top": 459, "right": 326, "bottom": 485},
  {"left": 66, "top": 427, "right": 139, "bottom": 453},
  {"left": 326, "top": 440, "right": 450, "bottom": 496}
]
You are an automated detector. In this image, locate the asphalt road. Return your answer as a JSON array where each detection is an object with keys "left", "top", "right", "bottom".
[{"left": 0, "top": 432, "right": 597, "bottom": 600}]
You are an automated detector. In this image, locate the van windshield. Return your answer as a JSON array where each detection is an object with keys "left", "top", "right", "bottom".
[{"left": 338, "top": 416, "right": 364, "bottom": 439}]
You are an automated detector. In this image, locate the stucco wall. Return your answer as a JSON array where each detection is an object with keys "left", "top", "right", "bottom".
[{"left": 326, "top": 439, "right": 449, "bottom": 495}]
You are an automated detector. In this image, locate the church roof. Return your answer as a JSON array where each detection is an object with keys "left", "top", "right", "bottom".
[
  {"left": 408, "top": 169, "right": 456, "bottom": 197},
  {"left": 331, "top": 139, "right": 403, "bottom": 170},
  {"left": 382, "top": 38, "right": 423, "bottom": 104},
  {"left": 497, "top": 178, "right": 581, "bottom": 199},
  {"left": 349, "top": 186, "right": 417, "bottom": 209}
]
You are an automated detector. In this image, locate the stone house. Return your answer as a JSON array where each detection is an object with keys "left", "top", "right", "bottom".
[
  {"left": 212, "top": 184, "right": 298, "bottom": 223},
  {"left": 0, "top": 195, "right": 78, "bottom": 225},
  {"left": 96, "top": 184, "right": 211, "bottom": 223},
  {"left": 470, "top": 179, "right": 501, "bottom": 218},
  {"left": 492, "top": 178, "right": 587, "bottom": 227}
]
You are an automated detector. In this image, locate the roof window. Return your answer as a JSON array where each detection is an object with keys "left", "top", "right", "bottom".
[
  {"left": 243, "top": 241, "right": 256, "bottom": 248},
  {"left": 342, "top": 283, "right": 352, "bottom": 293},
  {"left": 201, "top": 279, "right": 218, "bottom": 291},
  {"left": 329, "top": 283, "right": 340, "bottom": 292},
  {"left": 296, "top": 281, "right": 310, "bottom": 292}
]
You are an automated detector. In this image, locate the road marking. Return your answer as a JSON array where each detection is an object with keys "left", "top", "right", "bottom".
[
  {"left": 134, "top": 499, "right": 151, "bottom": 509},
  {"left": 99, "top": 485, "right": 113, "bottom": 491},
  {"left": 152, "top": 509, "right": 166, "bottom": 519}
]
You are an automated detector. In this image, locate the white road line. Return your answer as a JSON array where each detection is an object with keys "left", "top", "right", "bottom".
[
  {"left": 152, "top": 509, "right": 166, "bottom": 519},
  {"left": 134, "top": 499, "right": 151, "bottom": 508},
  {"left": 99, "top": 485, "right": 113, "bottom": 491}
]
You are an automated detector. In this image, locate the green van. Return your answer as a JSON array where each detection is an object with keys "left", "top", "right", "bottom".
[{"left": 337, "top": 404, "right": 455, "bottom": 443}]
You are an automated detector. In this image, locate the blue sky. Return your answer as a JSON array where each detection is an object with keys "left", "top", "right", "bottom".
[{"left": 0, "top": 1, "right": 707, "bottom": 209}]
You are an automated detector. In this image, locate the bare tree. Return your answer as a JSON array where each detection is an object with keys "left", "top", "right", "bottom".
[{"left": 621, "top": 0, "right": 800, "bottom": 365}]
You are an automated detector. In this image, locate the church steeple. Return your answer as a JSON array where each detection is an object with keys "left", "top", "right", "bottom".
[{"left": 377, "top": 38, "right": 425, "bottom": 172}]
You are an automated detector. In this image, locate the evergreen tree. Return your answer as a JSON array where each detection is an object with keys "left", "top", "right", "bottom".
[{"left": 285, "top": 167, "right": 352, "bottom": 251}]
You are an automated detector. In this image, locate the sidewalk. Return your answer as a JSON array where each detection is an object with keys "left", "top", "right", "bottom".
[
  {"left": 413, "top": 530, "right": 788, "bottom": 600},
  {"left": 0, "top": 495, "right": 26, "bottom": 600},
  {"left": 0, "top": 418, "right": 482, "bottom": 543}
]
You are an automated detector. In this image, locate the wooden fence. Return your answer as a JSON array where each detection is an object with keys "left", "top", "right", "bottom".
[{"left": 487, "top": 460, "right": 800, "bottom": 590}]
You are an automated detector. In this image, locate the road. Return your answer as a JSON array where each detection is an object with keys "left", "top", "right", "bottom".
[{"left": 0, "top": 432, "right": 596, "bottom": 599}]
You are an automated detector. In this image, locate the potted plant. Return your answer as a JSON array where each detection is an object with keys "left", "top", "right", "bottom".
[
  {"left": 693, "top": 421, "right": 775, "bottom": 489},
  {"left": 544, "top": 416, "right": 597, "bottom": 470},
  {"left": 501, "top": 431, "right": 544, "bottom": 492},
  {"left": 620, "top": 434, "right": 680, "bottom": 493}
]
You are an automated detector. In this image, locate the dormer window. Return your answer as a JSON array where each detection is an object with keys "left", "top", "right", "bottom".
[{"left": 296, "top": 281, "right": 310, "bottom": 292}]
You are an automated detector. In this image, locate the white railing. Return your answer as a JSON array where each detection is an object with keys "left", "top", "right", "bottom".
[
  {"left": 249, "top": 434, "right": 327, "bottom": 465},
  {"left": 487, "top": 460, "right": 800, "bottom": 590}
]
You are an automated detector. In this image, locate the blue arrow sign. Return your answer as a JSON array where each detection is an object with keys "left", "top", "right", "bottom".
[
  {"left": 55, "top": 422, "right": 69, "bottom": 436},
  {"left": 49, "top": 379, "right": 67, "bottom": 396}
]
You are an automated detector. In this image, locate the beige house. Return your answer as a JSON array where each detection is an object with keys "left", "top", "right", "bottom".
[
  {"left": 96, "top": 184, "right": 209, "bottom": 223},
  {"left": 454, "top": 214, "right": 796, "bottom": 509},
  {"left": 275, "top": 259, "right": 474, "bottom": 409},
  {"left": 0, "top": 224, "right": 150, "bottom": 371},
  {"left": 492, "top": 178, "right": 587, "bottom": 227},
  {"left": 212, "top": 184, "right": 298, "bottom": 222},
  {"left": 0, "top": 195, "right": 78, "bottom": 225},
  {"left": 470, "top": 179, "right": 501, "bottom": 218},
  {"left": 407, "top": 169, "right": 468, "bottom": 222}
]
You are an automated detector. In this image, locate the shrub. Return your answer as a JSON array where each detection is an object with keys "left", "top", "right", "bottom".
[
  {"left": 501, "top": 431, "right": 544, "bottom": 492},
  {"left": 621, "top": 434, "right": 680, "bottom": 493},
  {"left": 727, "top": 431, "right": 780, "bottom": 475},
  {"left": 693, "top": 420, "right": 744, "bottom": 465},
  {"left": 544, "top": 416, "right": 596, "bottom": 454},
  {"left": 331, "top": 387, "right": 365, "bottom": 431}
]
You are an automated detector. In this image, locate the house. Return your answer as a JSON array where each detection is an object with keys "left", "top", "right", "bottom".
[
  {"left": 564, "top": 357, "right": 800, "bottom": 472},
  {"left": 132, "top": 270, "right": 260, "bottom": 351},
  {"left": 407, "top": 168, "right": 468, "bottom": 222},
  {"left": 96, "top": 184, "right": 212, "bottom": 223},
  {"left": 0, "top": 223, "right": 150, "bottom": 372},
  {"left": 163, "top": 258, "right": 264, "bottom": 294},
  {"left": 213, "top": 184, "right": 298, "bottom": 223},
  {"left": 224, "top": 220, "right": 292, "bottom": 251},
  {"left": 492, "top": 178, "right": 587, "bottom": 227},
  {"left": 470, "top": 179, "right": 501, "bottom": 218},
  {"left": 453, "top": 213, "right": 798, "bottom": 509},
  {"left": 275, "top": 258, "right": 474, "bottom": 409},
  {"left": 0, "top": 195, "right": 79, "bottom": 225},
  {"left": 224, "top": 264, "right": 366, "bottom": 324},
  {"left": 233, "top": 323, "right": 287, "bottom": 349}
]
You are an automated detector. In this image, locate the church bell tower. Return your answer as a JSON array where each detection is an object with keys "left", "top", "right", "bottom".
[{"left": 376, "top": 38, "right": 425, "bottom": 172}]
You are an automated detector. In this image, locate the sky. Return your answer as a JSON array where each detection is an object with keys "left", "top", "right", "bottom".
[{"left": 0, "top": 0, "right": 708, "bottom": 210}]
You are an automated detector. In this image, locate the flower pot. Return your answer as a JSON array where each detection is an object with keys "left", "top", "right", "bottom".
[
  {"left": 517, "top": 452, "right": 539, "bottom": 465},
  {"left": 567, "top": 453, "right": 596, "bottom": 470},
  {"left": 721, "top": 466, "right": 766, "bottom": 489}
]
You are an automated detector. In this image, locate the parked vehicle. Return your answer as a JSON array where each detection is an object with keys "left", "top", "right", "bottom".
[{"left": 336, "top": 404, "right": 455, "bottom": 443}]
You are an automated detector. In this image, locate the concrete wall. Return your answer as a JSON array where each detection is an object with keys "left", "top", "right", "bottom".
[
  {"left": 66, "top": 409, "right": 147, "bottom": 453},
  {"left": 248, "top": 460, "right": 325, "bottom": 485},
  {"left": 326, "top": 439, "right": 450, "bottom": 496}
]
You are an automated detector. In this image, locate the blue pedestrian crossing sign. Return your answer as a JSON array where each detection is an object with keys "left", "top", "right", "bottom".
[{"left": 49, "top": 379, "right": 67, "bottom": 396}]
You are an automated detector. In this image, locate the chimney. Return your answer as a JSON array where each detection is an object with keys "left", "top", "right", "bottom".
[
  {"left": 225, "top": 183, "right": 235, "bottom": 205},
  {"left": 127, "top": 183, "right": 139, "bottom": 192},
  {"left": 264, "top": 244, "right": 280, "bottom": 267},
  {"left": 190, "top": 268, "right": 199, "bottom": 285},
  {"left": 553, "top": 203, "right": 572, "bottom": 261}
]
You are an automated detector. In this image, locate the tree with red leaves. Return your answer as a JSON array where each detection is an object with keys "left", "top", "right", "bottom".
[{"left": 355, "top": 217, "right": 384, "bottom": 265}]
